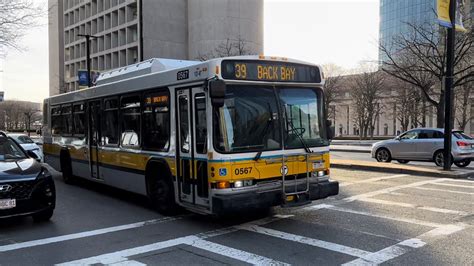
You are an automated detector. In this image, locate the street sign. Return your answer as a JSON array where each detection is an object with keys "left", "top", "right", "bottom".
[{"left": 78, "top": 70, "right": 100, "bottom": 87}]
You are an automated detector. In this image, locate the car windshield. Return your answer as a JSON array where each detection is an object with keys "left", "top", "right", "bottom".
[
  {"left": 213, "top": 85, "right": 328, "bottom": 153},
  {"left": 12, "top": 135, "right": 34, "bottom": 144},
  {"left": 0, "top": 137, "right": 27, "bottom": 160}
]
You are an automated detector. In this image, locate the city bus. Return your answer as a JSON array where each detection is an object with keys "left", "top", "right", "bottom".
[{"left": 43, "top": 55, "right": 339, "bottom": 215}]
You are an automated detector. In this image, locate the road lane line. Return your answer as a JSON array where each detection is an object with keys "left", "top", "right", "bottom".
[
  {"left": 428, "top": 183, "right": 474, "bottom": 189},
  {"left": 342, "top": 224, "right": 466, "bottom": 265},
  {"left": 57, "top": 215, "right": 293, "bottom": 266},
  {"left": 339, "top": 174, "right": 408, "bottom": 187},
  {"left": 109, "top": 260, "right": 147, "bottom": 266},
  {"left": 356, "top": 198, "right": 468, "bottom": 215},
  {"left": 321, "top": 204, "right": 447, "bottom": 228},
  {"left": 188, "top": 239, "right": 289, "bottom": 265},
  {"left": 239, "top": 224, "right": 372, "bottom": 258},
  {"left": 413, "top": 186, "right": 474, "bottom": 196},
  {"left": 0, "top": 216, "right": 184, "bottom": 253},
  {"left": 442, "top": 179, "right": 474, "bottom": 183}
]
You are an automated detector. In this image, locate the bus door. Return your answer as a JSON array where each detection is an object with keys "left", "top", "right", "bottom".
[
  {"left": 176, "top": 88, "right": 209, "bottom": 207},
  {"left": 88, "top": 100, "right": 101, "bottom": 179}
]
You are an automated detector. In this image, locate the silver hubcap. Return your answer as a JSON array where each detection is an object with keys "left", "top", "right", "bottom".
[
  {"left": 377, "top": 150, "right": 389, "bottom": 162},
  {"left": 435, "top": 153, "right": 444, "bottom": 166}
]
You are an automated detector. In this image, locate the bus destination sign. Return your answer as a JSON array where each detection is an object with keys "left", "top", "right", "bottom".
[{"left": 221, "top": 60, "right": 321, "bottom": 83}]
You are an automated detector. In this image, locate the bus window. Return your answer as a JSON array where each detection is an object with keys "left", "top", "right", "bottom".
[
  {"left": 143, "top": 90, "right": 170, "bottom": 151},
  {"left": 73, "top": 103, "right": 86, "bottom": 137},
  {"left": 61, "top": 105, "right": 73, "bottom": 135},
  {"left": 51, "top": 106, "right": 62, "bottom": 135},
  {"left": 102, "top": 98, "right": 119, "bottom": 145},
  {"left": 120, "top": 95, "right": 141, "bottom": 147},
  {"left": 195, "top": 93, "right": 206, "bottom": 154},
  {"left": 179, "top": 95, "right": 189, "bottom": 153}
]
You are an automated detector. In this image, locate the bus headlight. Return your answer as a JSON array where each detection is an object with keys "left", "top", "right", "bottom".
[
  {"left": 234, "top": 181, "right": 243, "bottom": 188},
  {"left": 317, "top": 170, "right": 325, "bottom": 177}
]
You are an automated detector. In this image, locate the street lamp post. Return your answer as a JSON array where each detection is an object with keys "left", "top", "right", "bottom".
[
  {"left": 77, "top": 34, "right": 97, "bottom": 88},
  {"left": 443, "top": 0, "right": 456, "bottom": 170}
]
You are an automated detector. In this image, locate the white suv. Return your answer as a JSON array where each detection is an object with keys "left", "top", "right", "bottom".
[{"left": 371, "top": 128, "right": 474, "bottom": 167}]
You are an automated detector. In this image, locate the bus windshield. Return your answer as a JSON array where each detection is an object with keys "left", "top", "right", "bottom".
[{"left": 213, "top": 85, "right": 328, "bottom": 153}]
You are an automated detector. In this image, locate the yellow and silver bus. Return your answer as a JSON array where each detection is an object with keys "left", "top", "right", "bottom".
[{"left": 43, "top": 55, "right": 339, "bottom": 215}]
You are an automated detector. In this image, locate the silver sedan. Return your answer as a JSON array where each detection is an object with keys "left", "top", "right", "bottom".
[{"left": 371, "top": 128, "right": 474, "bottom": 167}]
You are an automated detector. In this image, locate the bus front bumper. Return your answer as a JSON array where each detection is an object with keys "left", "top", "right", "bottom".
[{"left": 211, "top": 180, "right": 339, "bottom": 215}]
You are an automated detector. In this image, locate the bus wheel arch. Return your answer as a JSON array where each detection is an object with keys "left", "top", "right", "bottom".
[
  {"left": 60, "top": 148, "right": 74, "bottom": 184},
  {"left": 145, "top": 159, "right": 179, "bottom": 214}
]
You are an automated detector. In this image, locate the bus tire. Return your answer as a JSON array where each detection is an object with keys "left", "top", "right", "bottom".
[
  {"left": 60, "top": 150, "right": 75, "bottom": 184},
  {"left": 146, "top": 162, "right": 179, "bottom": 215}
]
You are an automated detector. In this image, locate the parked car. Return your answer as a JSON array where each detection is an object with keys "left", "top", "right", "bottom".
[
  {"left": 0, "top": 133, "right": 55, "bottom": 221},
  {"left": 8, "top": 133, "right": 44, "bottom": 162},
  {"left": 371, "top": 128, "right": 474, "bottom": 167}
]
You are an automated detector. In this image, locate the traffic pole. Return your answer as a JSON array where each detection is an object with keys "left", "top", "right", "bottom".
[
  {"left": 78, "top": 34, "right": 96, "bottom": 88},
  {"left": 443, "top": 0, "right": 456, "bottom": 170}
]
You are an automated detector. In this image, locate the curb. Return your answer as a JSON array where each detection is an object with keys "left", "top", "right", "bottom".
[
  {"left": 331, "top": 163, "right": 474, "bottom": 179},
  {"left": 330, "top": 149, "right": 371, "bottom": 154}
]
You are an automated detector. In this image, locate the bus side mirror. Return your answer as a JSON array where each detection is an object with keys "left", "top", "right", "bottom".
[
  {"left": 326, "top": 120, "right": 334, "bottom": 140},
  {"left": 209, "top": 80, "right": 226, "bottom": 107}
]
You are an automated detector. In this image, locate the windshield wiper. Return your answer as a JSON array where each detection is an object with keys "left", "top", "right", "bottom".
[
  {"left": 284, "top": 107, "right": 312, "bottom": 154},
  {"left": 254, "top": 117, "right": 274, "bottom": 161}
]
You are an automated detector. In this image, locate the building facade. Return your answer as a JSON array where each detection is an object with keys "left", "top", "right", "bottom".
[{"left": 48, "top": 0, "right": 264, "bottom": 96}]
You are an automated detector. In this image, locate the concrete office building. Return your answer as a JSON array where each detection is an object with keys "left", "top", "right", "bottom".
[{"left": 48, "top": 0, "right": 264, "bottom": 96}]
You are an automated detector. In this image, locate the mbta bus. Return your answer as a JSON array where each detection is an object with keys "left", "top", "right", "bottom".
[{"left": 43, "top": 55, "right": 339, "bottom": 215}]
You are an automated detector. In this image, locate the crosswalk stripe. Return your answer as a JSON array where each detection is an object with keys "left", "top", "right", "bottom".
[
  {"left": 357, "top": 198, "right": 468, "bottom": 215},
  {"left": 189, "top": 239, "right": 290, "bottom": 266},
  {"left": 240, "top": 224, "right": 372, "bottom": 258},
  {"left": 413, "top": 186, "right": 474, "bottom": 196},
  {"left": 429, "top": 182, "right": 474, "bottom": 189},
  {"left": 0, "top": 216, "right": 183, "bottom": 253},
  {"left": 339, "top": 174, "right": 408, "bottom": 187}
]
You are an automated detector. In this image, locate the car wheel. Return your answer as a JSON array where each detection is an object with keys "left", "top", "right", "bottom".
[
  {"left": 433, "top": 150, "right": 453, "bottom": 167},
  {"left": 397, "top": 160, "right": 409, "bottom": 164},
  {"left": 32, "top": 209, "right": 54, "bottom": 222},
  {"left": 375, "top": 148, "right": 392, "bottom": 163},
  {"left": 454, "top": 159, "right": 471, "bottom": 168}
]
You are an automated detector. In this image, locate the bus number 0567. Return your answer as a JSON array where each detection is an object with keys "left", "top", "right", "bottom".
[{"left": 235, "top": 167, "right": 252, "bottom": 175}]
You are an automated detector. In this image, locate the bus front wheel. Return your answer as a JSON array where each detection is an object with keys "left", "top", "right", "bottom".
[{"left": 147, "top": 165, "right": 179, "bottom": 214}]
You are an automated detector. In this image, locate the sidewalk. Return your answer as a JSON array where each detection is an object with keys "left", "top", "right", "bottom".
[
  {"left": 330, "top": 145, "right": 372, "bottom": 153},
  {"left": 331, "top": 158, "right": 474, "bottom": 179}
]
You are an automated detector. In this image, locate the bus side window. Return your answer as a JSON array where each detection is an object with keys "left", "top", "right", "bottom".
[
  {"left": 120, "top": 95, "right": 141, "bottom": 147},
  {"left": 61, "top": 105, "right": 73, "bottom": 136},
  {"left": 143, "top": 90, "right": 170, "bottom": 151},
  {"left": 73, "top": 103, "right": 86, "bottom": 139},
  {"left": 51, "top": 106, "right": 62, "bottom": 136},
  {"left": 102, "top": 98, "right": 119, "bottom": 145}
]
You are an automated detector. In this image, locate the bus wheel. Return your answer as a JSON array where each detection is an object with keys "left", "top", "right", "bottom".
[
  {"left": 60, "top": 152, "right": 75, "bottom": 184},
  {"left": 147, "top": 166, "right": 179, "bottom": 214}
]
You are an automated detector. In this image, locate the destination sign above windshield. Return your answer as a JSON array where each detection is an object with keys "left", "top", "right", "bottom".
[{"left": 221, "top": 60, "right": 321, "bottom": 83}]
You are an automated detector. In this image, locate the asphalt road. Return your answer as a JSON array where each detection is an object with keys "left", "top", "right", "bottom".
[
  {"left": 0, "top": 167, "right": 473, "bottom": 265},
  {"left": 331, "top": 150, "right": 474, "bottom": 171}
]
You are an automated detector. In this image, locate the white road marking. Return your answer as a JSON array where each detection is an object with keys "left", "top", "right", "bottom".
[
  {"left": 339, "top": 174, "right": 408, "bottom": 187},
  {"left": 57, "top": 215, "right": 292, "bottom": 266},
  {"left": 342, "top": 224, "right": 465, "bottom": 265},
  {"left": 239, "top": 224, "right": 372, "bottom": 258},
  {"left": 188, "top": 239, "right": 289, "bottom": 265},
  {"left": 321, "top": 204, "right": 447, "bottom": 228},
  {"left": 429, "top": 182, "right": 474, "bottom": 189},
  {"left": 443, "top": 179, "right": 474, "bottom": 183},
  {"left": 413, "top": 186, "right": 474, "bottom": 196},
  {"left": 0, "top": 216, "right": 183, "bottom": 253},
  {"left": 357, "top": 198, "right": 468, "bottom": 215},
  {"left": 109, "top": 260, "right": 147, "bottom": 266}
]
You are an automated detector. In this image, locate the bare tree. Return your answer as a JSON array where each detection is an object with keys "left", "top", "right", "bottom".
[
  {"left": 0, "top": 100, "right": 41, "bottom": 131},
  {"left": 380, "top": 22, "right": 474, "bottom": 127},
  {"left": 0, "top": 0, "right": 45, "bottom": 51},
  {"left": 197, "top": 36, "right": 252, "bottom": 61},
  {"left": 322, "top": 64, "right": 344, "bottom": 120},
  {"left": 351, "top": 71, "right": 386, "bottom": 139},
  {"left": 454, "top": 82, "right": 473, "bottom": 130}
]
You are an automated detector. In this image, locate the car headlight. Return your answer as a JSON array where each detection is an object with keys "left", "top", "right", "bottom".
[{"left": 37, "top": 169, "right": 52, "bottom": 180}]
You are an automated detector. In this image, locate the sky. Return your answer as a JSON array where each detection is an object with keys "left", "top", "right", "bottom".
[{"left": 0, "top": 0, "right": 379, "bottom": 103}]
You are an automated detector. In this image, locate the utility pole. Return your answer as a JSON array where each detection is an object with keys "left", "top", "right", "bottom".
[
  {"left": 77, "top": 34, "right": 97, "bottom": 88},
  {"left": 443, "top": 0, "right": 456, "bottom": 170}
]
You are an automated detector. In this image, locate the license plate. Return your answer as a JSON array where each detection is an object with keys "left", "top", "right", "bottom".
[
  {"left": 0, "top": 199, "right": 16, "bottom": 210},
  {"left": 312, "top": 161, "right": 324, "bottom": 169}
]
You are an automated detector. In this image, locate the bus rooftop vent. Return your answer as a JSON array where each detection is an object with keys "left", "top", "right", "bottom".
[{"left": 95, "top": 58, "right": 199, "bottom": 86}]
